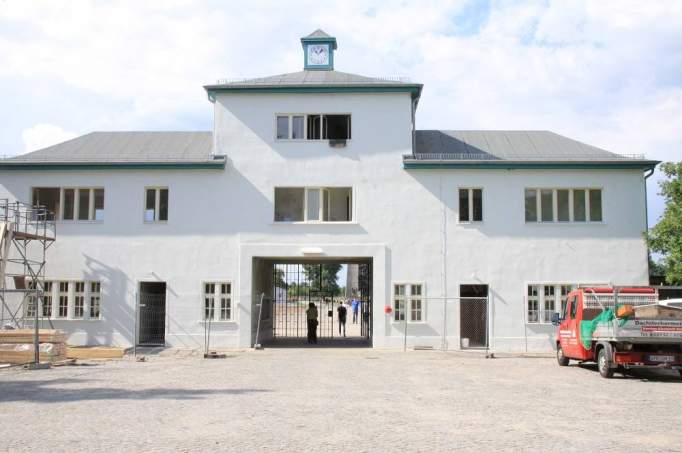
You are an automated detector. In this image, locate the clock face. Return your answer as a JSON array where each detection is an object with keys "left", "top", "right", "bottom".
[{"left": 307, "top": 44, "right": 329, "bottom": 66}]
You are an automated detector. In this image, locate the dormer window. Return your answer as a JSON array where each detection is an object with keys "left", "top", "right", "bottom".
[{"left": 276, "top": 114, "right": 351, "bottom": 141}]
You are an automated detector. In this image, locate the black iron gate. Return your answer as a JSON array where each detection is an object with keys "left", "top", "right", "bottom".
[
  {"left": 358, "top": 262, "right": 372, "bottom": 339},
  {"left": 138, "top": 283, "right": 166, "bottom": 345},
  {"left": 272, "top": 262, "right": 372, "bottom": 341}
]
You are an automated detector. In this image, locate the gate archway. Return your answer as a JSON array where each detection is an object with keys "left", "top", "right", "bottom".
[{"left": 268, "top": 260, "right": 372, "bottom": 345}]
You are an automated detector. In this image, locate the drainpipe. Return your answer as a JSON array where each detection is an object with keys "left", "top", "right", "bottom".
[
  {"left": 411, "top": 98, "right": 417, "bottom": 156},
  {"left": 644, "top": 166, "right": 656, "bottom": 283}
]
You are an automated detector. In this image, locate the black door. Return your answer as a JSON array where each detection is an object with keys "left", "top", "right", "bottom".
[
  {"left": 460, "top": 284, "right": 488, "bottom": 348},
  {"left": 138, "top": 282, "right": 166, "bottom": 345}
]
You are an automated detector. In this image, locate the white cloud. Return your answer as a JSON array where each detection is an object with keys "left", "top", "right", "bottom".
[
  {"left": 21, "top": 124, "right": 77, "bottom": 153},
  {"left": 0, "top": 0, "right": 681, "bottom": 221}
]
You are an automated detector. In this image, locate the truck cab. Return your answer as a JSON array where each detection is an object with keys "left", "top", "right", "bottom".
[{"left": 553, "top": 287, "right": 682, "bottom": 378}]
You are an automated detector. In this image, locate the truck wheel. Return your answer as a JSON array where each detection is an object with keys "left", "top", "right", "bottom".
[
  {"left": 597, "top": 347, "right": 614, "bottom": 379},
  {"left": 556, "top": 344, "right": 569, "bottom": 366}
]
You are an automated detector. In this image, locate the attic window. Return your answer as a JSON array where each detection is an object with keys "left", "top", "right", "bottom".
[{"left": 277, "top": 114, "right": 351, "bottom": 140}]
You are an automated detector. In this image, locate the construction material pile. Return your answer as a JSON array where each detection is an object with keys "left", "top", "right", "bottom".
[
  {"left": 0, "top": 329, "right": 67, "bottom": 364},
  {"left": 633, "top": 304, "right": 682, "bottom": 320},
  {"left": 66, "top": 346, "right": 125, "bottom": 359}
]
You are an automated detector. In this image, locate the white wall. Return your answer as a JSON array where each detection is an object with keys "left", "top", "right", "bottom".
[{"left": 0, "top": 91, "right": 649, "bottom": 351}]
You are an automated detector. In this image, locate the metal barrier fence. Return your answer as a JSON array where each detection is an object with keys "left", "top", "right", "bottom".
[{"left": 393, "top": 297, "right": 490, "bottom": 353}]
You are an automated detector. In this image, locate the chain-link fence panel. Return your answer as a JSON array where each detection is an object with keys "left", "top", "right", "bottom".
[{"left": 391, "top": 297, "right": 489, "bottom": 352}]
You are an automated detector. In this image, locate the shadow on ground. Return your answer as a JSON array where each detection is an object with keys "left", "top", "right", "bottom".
[
  {"left": 0, "top": 378, "right": 271, "bottom": 403},
  {"left": 263, "top": 337, "right": 371, "bottom": 348},
  {"left": 575, "top": 364, "right": 682, "bottom": 382}
]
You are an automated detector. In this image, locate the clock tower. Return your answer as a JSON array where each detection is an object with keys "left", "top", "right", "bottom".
[{"left": 301, "top": 29, "right": 337, "bottom": 71}]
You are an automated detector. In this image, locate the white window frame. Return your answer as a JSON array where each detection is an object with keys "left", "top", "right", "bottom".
[
  {"left": 524, "top": 188, "right": 604, "bottom": 224},
  {"left": 525, "top": 282, "right": 605, "bottom": 324},
  {"left": 26, "top": 281, "right": 38, "bottom": 318},
  {"left": 89, "top": 281, "right": 101, "bottom": 319},
  {"left": 41, "top": 281, "right": 53, "bottom": 318},
  {"left": 73, "top": 281, "right": 86, "bottom": 319},
  {"left": 274, "top": 186, "right": 354, "bottom": 224},
  {"left": 392, "top": 282, "right": 426, "bottom": 323},
  {"left": 274, "top": 113, "right": 352, "bottom": 141},
  {"left": 392, "top": 283, "right": 407, "bottom": 322},
  {"left": 144, "top": 187, "right": 169, "bottom": 223},
  {"left": 56, "top": 281, "right": 70, "bottom": 318},
  {"left": 28, "top": 278, "right": 102, "bottom": 321},
  {"left": 31, "top": 186, "right": 104, "bottom": 222},
  {"left": 458, "top": 187, "right": 483, "bottom": 223},
  {"left": 201, "top": 280, "right": 234, "bottom": 322}
]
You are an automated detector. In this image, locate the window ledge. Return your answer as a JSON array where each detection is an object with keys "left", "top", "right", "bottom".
[
  {"left": 272, "top": 221, "right": 357, "bottom": 225},
  {"left": 525, "top": 221, "right": 606, "bottom": 226},
  {"left": 275, "top": 139, "right": 353, "bottom": 143},
  {"left": 143, "top": 221, "right": 169, "bottom": 225},
  {"left": 458, "top": 221, "right": 484, "bottom": 225},
  {"left": 58, "top": 220, "right": 104, "bottom": 224},
  {"left": 198, "top": 320, "right": 237, "bottom": 324},
  {"left": 49, "top": 318, "right": 103, "bottom": 322}
]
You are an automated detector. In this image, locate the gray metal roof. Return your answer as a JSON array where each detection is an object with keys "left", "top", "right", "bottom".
[
  {"left": 5, "top": 131, "right": 218, "bottom": 164},
  {"left": 411, "top": 130, "right": 654, "bottom": 163},
  {"left": 205, "top": 70, "right": 419, "bottom": 89},
  {"left": 303, "top": 29, "right": 333, "bottom": 39},
  {"left": 300, "top": 29, "right": 337, "bottom": 49}
]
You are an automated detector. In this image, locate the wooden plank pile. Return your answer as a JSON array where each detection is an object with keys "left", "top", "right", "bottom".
[
  {"left": 66, "top": 346, "right": 125, "bottom": 359},
  {"left": 634, "top": 305, "right": 682, "bottom": 320},
  {"left": 0, "top": 329, "right": 67, "bottom": 364}
]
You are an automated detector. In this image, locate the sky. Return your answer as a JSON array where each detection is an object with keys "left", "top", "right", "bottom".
[{"left": 0, "top": 0, "right": 681, "bottom": 228}]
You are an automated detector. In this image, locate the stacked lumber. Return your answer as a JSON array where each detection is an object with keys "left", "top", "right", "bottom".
[
  {"left": 0, "top": 329, "right": 67, "bottom": 364},
  {"left": 634, "top": 305, "right": 682, "bottom": 320},
  {"left": 66, "top": 346, "right": 125, "bottom": 359},
  {"left": 0, "top": 329, "right": 67, "bottom": 344}
]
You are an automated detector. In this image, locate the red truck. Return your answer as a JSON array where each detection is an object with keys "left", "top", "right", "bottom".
[{"left": 552, "top": 287, "right": 682, "bottom": 378}]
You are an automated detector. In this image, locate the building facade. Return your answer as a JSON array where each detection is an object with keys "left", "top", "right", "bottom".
[{"left": 0, "top": 30, "right": 658, "bottom": 352}]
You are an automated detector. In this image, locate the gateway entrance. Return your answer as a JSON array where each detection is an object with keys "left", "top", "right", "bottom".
[{"left": 252, "top": 259, "right": 372, "bottom": 346}]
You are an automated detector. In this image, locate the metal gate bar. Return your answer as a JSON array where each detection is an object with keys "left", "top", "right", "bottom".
[{"left": 272, "top": 262, "right": 372, "bottom": 341}]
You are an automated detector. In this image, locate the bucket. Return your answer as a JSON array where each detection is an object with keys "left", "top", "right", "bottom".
[{"left": 461, "top": 338, "right": 470, "bottom": 348}]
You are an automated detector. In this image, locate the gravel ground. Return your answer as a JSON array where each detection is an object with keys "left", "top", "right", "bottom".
[{"left": 1, "top": 348, "right": 681, "bottom": 452}]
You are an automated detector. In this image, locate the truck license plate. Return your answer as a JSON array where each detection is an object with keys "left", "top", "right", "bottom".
[{"left": 648, "top": 355, "right": 675, "bottom": 362}]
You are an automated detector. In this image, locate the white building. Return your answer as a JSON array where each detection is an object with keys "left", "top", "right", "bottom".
[{"left": 0, "top": 30, "right": 658, "bottom": 352}]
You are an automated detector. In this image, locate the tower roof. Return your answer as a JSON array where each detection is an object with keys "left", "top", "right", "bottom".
[
  {"left": 300, "top": 28, "right": 337, "bottom": 49},
  {"left": 303, "top": 29, "right": 333, "bottom": 39}
]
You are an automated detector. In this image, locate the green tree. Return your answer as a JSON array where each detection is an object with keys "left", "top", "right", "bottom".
[
  {"left": 303, "top": 263, "right": 342, "bottom": 293},
  {"left": 648, "top": 162, "right": 682, "bottom": 284},
  {"left": 287, "top": 281, "right": 309, "bottom": 299},
  {"left": 274, "top": 267, "right": 286, "bottom": 289},
  {"left": 649, "top": 257, "right": 666, "bottom": 279}
]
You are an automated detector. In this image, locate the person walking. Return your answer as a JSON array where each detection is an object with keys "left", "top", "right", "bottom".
[
  {"left": 306, "top": 302, "right": 318, "bottom": 344},
  {"left": 337, "top": 301, "right": 348, "bottom": 337},
  {"left": 351, "top": 298, "right": 360, "bottom": 324}
]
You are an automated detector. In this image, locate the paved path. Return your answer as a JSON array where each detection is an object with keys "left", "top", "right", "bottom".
[{"left": 1, "top": 349, "right": 681, "bottom": 452}]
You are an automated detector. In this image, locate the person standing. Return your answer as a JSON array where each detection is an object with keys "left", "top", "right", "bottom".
[
  {"left": 337, "top": 301, "right": 348, "bottom": 337},
  {"left": 351, "top": 298, "right": 360, "bottom": 324},
  {"left": 306, "top": 302, "right": 318, "bottom": 344}
]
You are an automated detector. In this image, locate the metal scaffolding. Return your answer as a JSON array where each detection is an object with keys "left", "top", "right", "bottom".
[{"left": 0, "top": 199, "right": 56, "bottom": 363}]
